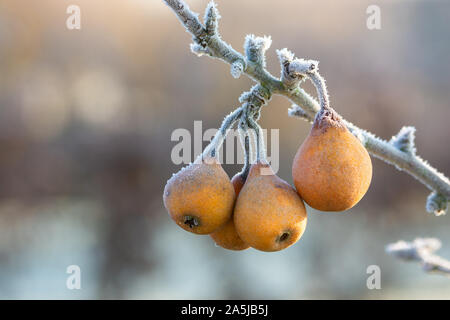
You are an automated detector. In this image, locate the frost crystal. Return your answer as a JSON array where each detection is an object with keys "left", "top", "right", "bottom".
[
  {"left": 426, "top": 192, "right": 447, "bottom": 216},
  {"left": 204, "top": 1, "right": 220, "bottom": 35},
  {"left": 390, "top": 126, "right": 416, "bottom": 155},
  {"left": 230, "top": 61, "right": 243, "bottom": 79},
  {"left": 289, "top": 58, "right": 319, "bottom": 76},
  {"left": 190, "top": 43, "right": 210, "bottom": 57},
  {"left": 244, "top": 34, "right": 272, "bottom": 67}
]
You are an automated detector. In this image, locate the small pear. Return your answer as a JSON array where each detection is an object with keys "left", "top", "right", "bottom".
[
  {"left": 163, "top": 157, "right": 235, "bottom": 234},
  {"left": 210, "top": 173, "right": 250, "bottom": 251},
  {"left": 234, "top": 162, "right": 307, "bottom": 252},
  {"left": 292, "top": 108, "right": 372, "bottom": 211}
]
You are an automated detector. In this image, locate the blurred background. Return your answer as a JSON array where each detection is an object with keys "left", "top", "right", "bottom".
[{"left": 0, "top": 0, "right": 449, "bottom": 299}]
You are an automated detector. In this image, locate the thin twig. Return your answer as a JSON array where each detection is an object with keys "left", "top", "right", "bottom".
[{"left": 386, "top": 238, "right": 450, "bottom": 276}]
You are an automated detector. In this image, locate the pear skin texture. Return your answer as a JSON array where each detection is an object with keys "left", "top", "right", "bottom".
[
  {"left": 163, "top": 157, "right": 235, "bottom": 235},
  {"left": 234, "top": 163, "right": 308, "bottom": 252},
  {"left": 210, "top": 173, "right": 250, "bottom": 251},
  {"left": 292, "top": 117, "right": 373, "bottom": 212}
]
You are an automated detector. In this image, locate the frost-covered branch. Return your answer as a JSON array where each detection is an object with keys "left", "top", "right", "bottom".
[
  {"left": 386, "top": 238, "right": 450, "bottom": 276},
  {"left": 163, "top": 0, "right": 450, "bottom": 215}
]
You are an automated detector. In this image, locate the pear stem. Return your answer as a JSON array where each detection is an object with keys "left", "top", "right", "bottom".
[
  {"left": 247, "top": 117, "right": 267, "bottom": 163},
  {"left": 238, "top": 126, "right": 251, "bottom": 180},
  {"left": 308, "top": 71, "right": 330, "bottom": 111},
  {"left": 197, "top": 107, "right": 243, "bottom": 163}
]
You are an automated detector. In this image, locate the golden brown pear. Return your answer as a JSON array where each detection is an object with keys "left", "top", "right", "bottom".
[
  {"left": 210, "top": 173, "right": 250, "bottom": 251},
  {"left": 292, "top": 108, "right": 372, "bottom": 211},
  {"left": 163, "top": 157, "right": 235, "bottom": 234},
  {"left": 234, "top": 162, "right": 307, "bottom": 252}
]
